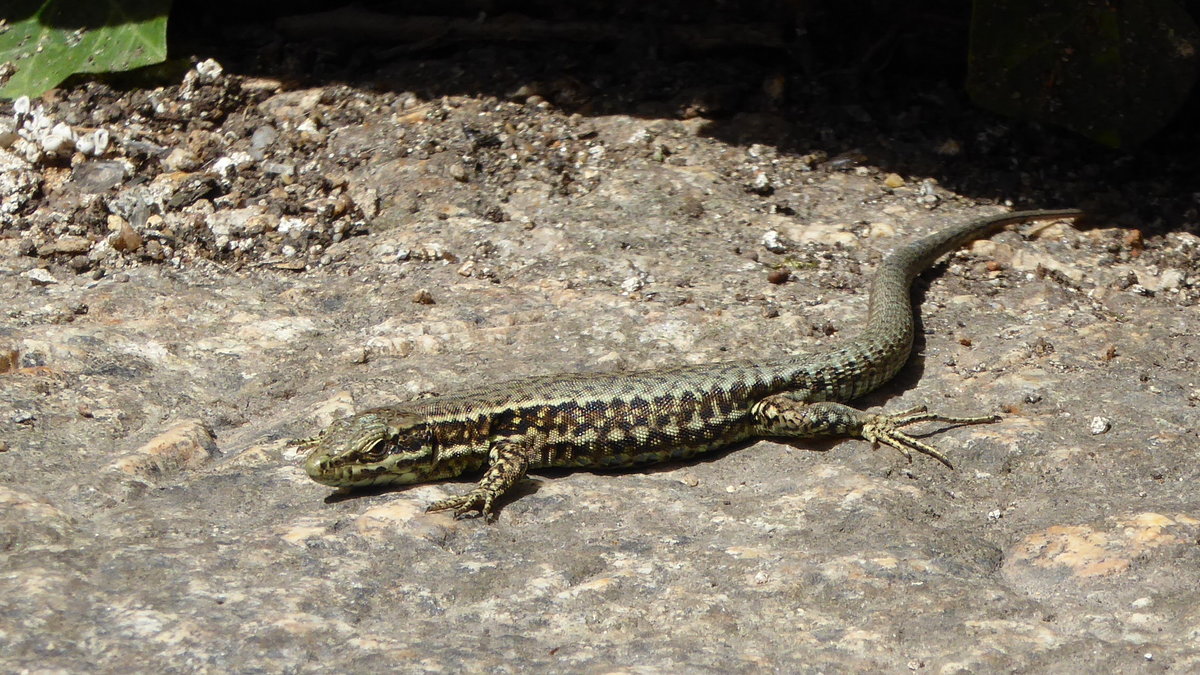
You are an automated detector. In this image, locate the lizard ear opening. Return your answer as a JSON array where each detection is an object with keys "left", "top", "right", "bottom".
[
  {"left": 425, "top": 425, "right": 438, "bottom": 462},
  {"left": 378, "top": 413, "right": 435, "bottom": 458}
]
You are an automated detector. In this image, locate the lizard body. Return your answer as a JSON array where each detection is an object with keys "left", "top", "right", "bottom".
[{"left": 299, "top": 209, "right": 1083, "bottom": 520}]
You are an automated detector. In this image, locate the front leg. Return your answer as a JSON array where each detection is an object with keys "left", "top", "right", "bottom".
[
  {"left": 427, "top": 439, "right": 531, "bottom": 521},
  {"left": 750, "top": 396, "right": 999, "bottom": 468}
]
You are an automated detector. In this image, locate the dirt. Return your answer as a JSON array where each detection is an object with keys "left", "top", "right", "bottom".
[{"left": 2, "top": 5, "right": 1199, "bottom": 673}]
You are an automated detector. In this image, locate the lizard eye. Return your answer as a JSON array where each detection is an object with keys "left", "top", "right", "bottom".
[{"left": 357, "top": 439, "right": 389, "bottom": 462}]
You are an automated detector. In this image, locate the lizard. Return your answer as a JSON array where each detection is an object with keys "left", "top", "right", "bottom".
[{"left": 298, "top": 208, "right": 1083, "bottom": 521}]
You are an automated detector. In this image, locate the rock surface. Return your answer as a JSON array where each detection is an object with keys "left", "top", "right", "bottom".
[{"left": 2, "top": 16, "right": 1200, "bottom": 673}]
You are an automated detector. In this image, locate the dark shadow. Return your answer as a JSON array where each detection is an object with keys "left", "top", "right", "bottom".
[
  {"left": 323, "top": 484, "right": 399, "bottom": 503},
  {"left": 321, "top": 469, "right": 544, "bottom": 521},
  {"left": 4, "top": 0, "right": 167, "bottom": 27},
  {"left": 160, "top": 1, "right": 1200, "bottom": 232}
]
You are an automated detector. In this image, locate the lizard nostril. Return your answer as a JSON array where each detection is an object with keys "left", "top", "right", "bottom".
[{"left": 304, "top": 453, "right": 328, "bottom": 480}]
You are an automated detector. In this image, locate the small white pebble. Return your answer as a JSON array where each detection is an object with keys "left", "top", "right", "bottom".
[
  {"left": 1089, "top": 416, "right": 1112, "bottom": 435},
  {"left": 624, "top": 128, "right": 650, "bottom": 145},
  {"left": 24, "top": 268, "right": 57, "bottom": 285},
  {"left": 277, "top": 217, "right": 309, "bottom": 237},
  {"left": 211, "top": 156, "right": 238, "bottom": 178},
  {"left": 194, "top": 58, "right": 224, "bottom": 81},
  {"left": 762, "top": 229, "right": 787, "bottom": 254}
]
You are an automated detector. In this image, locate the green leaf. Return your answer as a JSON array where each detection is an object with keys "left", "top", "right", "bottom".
[
  {"left": 968, "top": 0, "right": 1200, "bottom": 148},
  {"left": 0, "top": 0, "right": 171, "bottom": 99}
]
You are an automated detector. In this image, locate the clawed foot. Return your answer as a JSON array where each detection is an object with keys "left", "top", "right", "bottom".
[
  {"left": 861, "top": 406, "right": 1000, "bottom": 469},
  {"left": 427, "top": 489, "right": 499, "bottom": 522}
]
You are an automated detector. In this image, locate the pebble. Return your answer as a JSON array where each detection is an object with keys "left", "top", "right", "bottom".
[
  {"left": 209, "top": 206, "right": 268, "bottom": 239},
  {"left": 70, "top": 160, "right": 126, "bottom": 192},
  {"left": 108, "top": 216, "right": 143, "bottom": 252},
  {"left": 263, "top": 162, "right": 295, "bottom": 177},
  {"left": 277, "top": 217, "right": 310, "bottom": 238},
  {"left": 194, "top": 58, "right": 224, "bottom": 82},
  {"left": 242, "top": 214, "right": 274, "bottom": 237},
  {"left": 25, "top": 268, "right": 57, "bottom": 285},
  {"left": 250, "top": 125, "right": 278, "bottom": 154},
  {"left": 212, "top": 156, "right": 238, "bottom": 178},
  {"left": 748, "top": 171, "right": 773, "bottom": 195},
  {"left": 761, "top": 230, "right": 787, "bottom": 254},
  {"left": 163, "top": 148, "right": 200, "bottom": 172},
  {"left": 40, "top": 235, "right": 91, "bottom": 256},
  {"left": 143, "top": 240, "right": 165, "bottom": 260},
  {"left": 1089, "top": 416, "right": 1113, "bottom": 435},
  {"left": 620, "top": 276, "right": 644, "bottom": 293}
]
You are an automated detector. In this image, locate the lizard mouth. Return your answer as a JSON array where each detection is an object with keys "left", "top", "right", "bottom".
[
  {"left": 305, "top": 436, "right": 396, "bottom": 487},
  {"left": 305, "top": 455, "right": 412, "bottom": 487}
]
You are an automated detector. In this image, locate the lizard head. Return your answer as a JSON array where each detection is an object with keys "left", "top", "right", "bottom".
[{"left": 299, "top": 409, "right": 444, "bottom": 488}]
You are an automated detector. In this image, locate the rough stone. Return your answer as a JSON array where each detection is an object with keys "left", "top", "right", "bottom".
[{"left": 0, "top": 20, "right": 1198, "bottom": 674}]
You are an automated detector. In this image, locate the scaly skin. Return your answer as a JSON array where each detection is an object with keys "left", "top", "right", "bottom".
[{"left": 297, "top": 209, "right": 1084, "bottom": 520}]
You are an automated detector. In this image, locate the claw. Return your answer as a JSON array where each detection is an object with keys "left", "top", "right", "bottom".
[
  {"left": 861, "top": 409, "right": 1000, "bottom": 468},
  {"left": 427, "top": 490, "right": 498, "bottom": 521}
]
